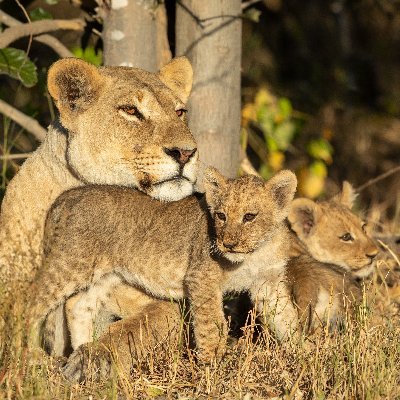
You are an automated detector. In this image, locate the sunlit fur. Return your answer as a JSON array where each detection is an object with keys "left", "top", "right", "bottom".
[
  {"left": 288, "top": 182, "right": 379, "bottom": 278},
  {"left": 32, "top": 168, "right": 298, "bottom": 368},
  {"left": 0, "top": 56, "right": 197, "bottom": 293}
]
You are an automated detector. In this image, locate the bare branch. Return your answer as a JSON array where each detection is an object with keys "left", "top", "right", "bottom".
[
  {"left": 241, "top": 0, "right": 262, "bottom": 10},
  {"left": 0, "top": 10, "right": 74, "bottom": 57},
  {"left": 0, "top": 18, "right": 85, "bottom": 49},
  {"left": 356, "top": 165, "right": 400, "bottom": 192},
  {"left": 0, "top": 153, "right": 32, "bottom": 160},
  {"left": 0, "top": 99, "right": 46, "bottom": 141},
  {"left": 240, "top": 150, "right": 261, "bottom": 177},
  {"left": 34, "top": 35, "right": 74, "bottom": 58}
]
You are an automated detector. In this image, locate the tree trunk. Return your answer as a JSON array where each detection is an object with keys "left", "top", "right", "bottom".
[
  {"left": 175, "top": 0, "right": 242, "bottom": 178},
  {"left": 102, "top": 0, "right": 171, "bottom": 71}
]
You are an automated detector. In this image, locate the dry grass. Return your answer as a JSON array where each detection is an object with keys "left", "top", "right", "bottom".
[{"left": 1, "top": 249, "right": 400, "bottom": 399}]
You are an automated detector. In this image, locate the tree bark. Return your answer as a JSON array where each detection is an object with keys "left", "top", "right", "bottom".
[
  {"left": 175, "top": 0, "right": 242, "bottom": 178},
  {"left": 102, "top": 0, "right": 171, "bottom": 71}
]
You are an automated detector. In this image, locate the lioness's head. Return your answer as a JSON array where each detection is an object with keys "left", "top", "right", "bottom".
[
  {"left": 204, "top": 168, "right": 297, "bottom": 263},
  {"left": 288, "top": 182, "right": 379, "bottom": 277},
  {"left": 47, "top": 57, "right": 198, "bottom": 201}
]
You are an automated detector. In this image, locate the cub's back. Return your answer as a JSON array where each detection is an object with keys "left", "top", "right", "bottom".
[{"left": 43, "top": 185, "right": 208, "bottom": 262}]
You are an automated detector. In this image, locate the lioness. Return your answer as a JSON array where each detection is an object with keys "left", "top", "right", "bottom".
[
  {"left": 0, "top": 56, "right": 197, "bottom": 290},
  {"left": 30, "top": 168, "right": 299, "bottom": 359}
]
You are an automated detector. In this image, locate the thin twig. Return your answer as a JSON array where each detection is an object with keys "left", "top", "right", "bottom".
[
  {"left": 0, "top": 18, "right": 85, "bottom": 48},
  {"left": 0, "top": 99, "right": 46, "bottom": 141},
  {"left": 15, "top": 0, "right": 33, "bottom": 56},
  {"left": 241, "top": 0, "right": 262, "bottom": 10},
  {"left": 378, "top": 240, "right": 400, "bottom": 268},
  {"left": 356, "top": 165, "right": 400, "bottom": 192},
  {"left": 0, "top": 153, "right": 31, "bottom": 160},
  {"left": 0, "top": 11, "right": 74, "bottom": 57}
]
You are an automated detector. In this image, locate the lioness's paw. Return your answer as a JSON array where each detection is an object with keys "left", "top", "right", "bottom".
[{"left": 62, "top": 344, "right": 112, "bottom": 383}]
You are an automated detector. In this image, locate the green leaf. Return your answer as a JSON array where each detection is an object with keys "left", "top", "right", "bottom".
[
  {"left": 307, "top": 138, "right": 333, "bottom": 163},
  {"left": 0, "top": 48, "right": 38, "bottom": 87},
  {"left": 272, "top": 120, "right": 296, "bottom": 150},
  {"left": 244, "top": 8, "right": 262, "bottom": 23},
  {"left": 278, "top": 97, "right": 292, "bottom": 119},
  {"left": 29, "top": 7, "right": 53, "bottom": 21},
  {"left": 72, "top": 46, "right": 103, "bottom": 66},
  {"left": 259, "top": 164, "right": 273, "bottom": 180},
  {"left": 45, "top": 0, "right": 59, "bottom": 4},
  {"left": 309, "top": 160, "right": 328, "bottom": 177}
]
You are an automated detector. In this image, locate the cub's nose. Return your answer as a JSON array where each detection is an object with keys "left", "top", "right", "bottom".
[
  {"left": 366, "top": 249, "right": 379, "bottom": 261},
  {"left": 164, "top": 147, "right": 197, "bottom": 166},
  {"left": 223, "top": 241, "right": 238, "bottom": 251}
]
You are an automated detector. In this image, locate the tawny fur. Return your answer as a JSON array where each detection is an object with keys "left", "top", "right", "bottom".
[
  {"left": 31, "top": 169, "right": 298, "bottom": 360},
  {"left": 286, "top": 182, "right": 379, "bottom": 330},
  {"left": 61, "top": 182, "right": 379, "bottom": 381},
  {"left": 0, "top": 56, "right": 197, "bottom": 290}
]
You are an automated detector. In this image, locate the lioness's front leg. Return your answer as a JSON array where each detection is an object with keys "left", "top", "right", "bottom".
[
  {"left": 185, "top": 259, "right": 227, "bottom": 360},
  {"left": 250, "top": 275, "right": 299, "bottom": 341}
]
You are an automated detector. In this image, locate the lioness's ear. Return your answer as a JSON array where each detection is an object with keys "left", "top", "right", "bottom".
[
  {"left": 158, "top": 57, "right": 193, "bottom": 103},
  {"left": 203, "top": 166, "right": 227, "bottom": 210},
  {"left": 333, "top": 181, "right": 357, "bottom": 209},
  {"left": 48, "top": 58, "right": 104, "bottom": 113},
  {"left": 288, "top": 198, "right": 319, "bottom": 237},
  {"left": 266, "top": 170, "right": 297, "bottom": 219}
]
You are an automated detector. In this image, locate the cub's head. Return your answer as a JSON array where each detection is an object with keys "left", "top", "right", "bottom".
[
  {"left": 288, "top": 182, "right": 379, "bottom": 277},
  {"left": 204, "top": 168, "right": 297, "bottom": 263},
  {"left": 47, "top": 57, "right": 198, "bottom": 201}
]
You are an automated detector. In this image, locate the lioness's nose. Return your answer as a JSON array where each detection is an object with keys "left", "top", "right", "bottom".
[{"left": 164, "top": 147, "right": 197, "bottom": 166}]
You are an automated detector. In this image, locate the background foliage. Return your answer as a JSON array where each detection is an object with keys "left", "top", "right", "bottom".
[{"left": 0, "top": 0, "right": 399, "bottom": 214}]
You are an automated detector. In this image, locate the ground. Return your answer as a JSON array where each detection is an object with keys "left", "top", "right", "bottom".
[{"left": 0, "top": 239, "right": 399, "bottom": 399}]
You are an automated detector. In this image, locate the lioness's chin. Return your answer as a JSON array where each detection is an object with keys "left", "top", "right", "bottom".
[
  {"left": 149, "top": 179, "right": 195, "bottom": 202},
  {"left": 222, "top": 252, "right": 246, "bottom": 263}
]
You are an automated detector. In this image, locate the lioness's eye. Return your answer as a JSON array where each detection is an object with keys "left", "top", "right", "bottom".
[
  {"left": 118, "top": 105, "right": 144, "bottom": 121},
  {"left": 243, "top": 213, "right": 257, "bottom": 223},
  {"left": 216, "top": 212, "right": 226, "bottom": 222},
  {"left": 176, "top": 109, "right": 187, "bottom": 117},
  {"left": 340, "top": 233, "right": 354, "bottom": 242}
]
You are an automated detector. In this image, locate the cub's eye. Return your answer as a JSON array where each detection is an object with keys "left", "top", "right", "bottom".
[
  {"left": 118, "top": 105, "right": 144, "bottom": 121},
  {"left": 216, "top": 212, "right": 226, "bottom": 222},
  {"left": 176, "top": 109, "right": 187, "bottom": 117},
  {"left": 340, "top": 233, "right": 354, "bottom": 242},
  {"left": 243, "top": 213, "right": 257, "bottom": 223}
]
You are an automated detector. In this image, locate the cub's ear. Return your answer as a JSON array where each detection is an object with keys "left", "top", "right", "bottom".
[
  {"left": 47, "top": 58, "right": 104, "bottom": 113},
  {"left": 333, "top": 181, "right": 357, "bottom": 209},
  {"left": 158, "top": 56, "right": 193, "bottom": 103},
  {"left": 288, "top": 198, "right": 319, "bottom": 237},
  {"left": 203, "top": 166, "right": 227, "bottom": 210},
  {"left": 266, "top": 170, "right": 297, "bottom": 219}
]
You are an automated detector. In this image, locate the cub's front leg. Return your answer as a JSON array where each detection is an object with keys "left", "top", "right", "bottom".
[
  {"left": 250, "top": 273, "right": 299, "bottom": 341},
  {"left": 185, "top": 258, "right": 227, "bottom": 360}
]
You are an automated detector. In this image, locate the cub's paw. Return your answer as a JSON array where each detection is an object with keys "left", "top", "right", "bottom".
[{"left": 62, "top": 344, "right": 112, "bottom": 383}]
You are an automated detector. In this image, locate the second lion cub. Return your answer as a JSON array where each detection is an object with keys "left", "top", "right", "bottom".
[{"left": 30, "top": 168, "right": 298, "bottom": 358}]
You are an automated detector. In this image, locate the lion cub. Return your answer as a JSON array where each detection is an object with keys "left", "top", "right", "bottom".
[
  {"left": 286, "top": 182, "right": 379, "bottom": 330},
  {"left": 30, "top": 168, "right": 298, "bottom": 357}
]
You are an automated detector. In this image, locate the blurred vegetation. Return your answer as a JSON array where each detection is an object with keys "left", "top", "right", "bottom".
[
  {"left": 0, "top": 0, "right": 399, "bottom": 220},
  {"left": 241, "top": 88, "right": 334, "bottom": 198}
]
